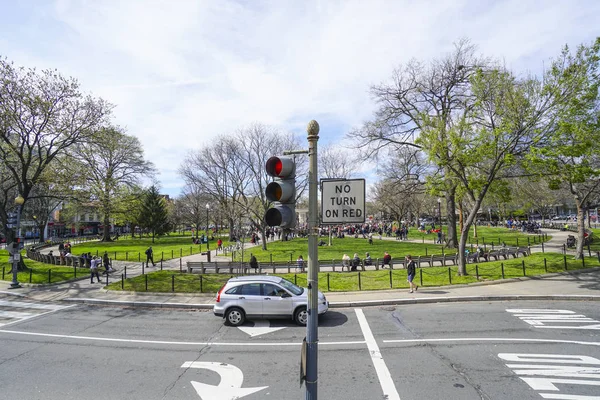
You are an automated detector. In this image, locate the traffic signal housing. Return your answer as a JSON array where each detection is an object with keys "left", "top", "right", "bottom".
[{"left": 265, "top": 156, "right": 296, "bottom": 228}]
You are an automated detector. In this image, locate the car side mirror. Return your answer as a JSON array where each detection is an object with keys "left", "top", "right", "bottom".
[{"left": 281, "top": 292, "right": 291, "bottom": 298}]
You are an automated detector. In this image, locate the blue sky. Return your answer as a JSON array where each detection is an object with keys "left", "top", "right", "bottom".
[{"left": 1, "top": 0, "right": 598, "bottom": 197}]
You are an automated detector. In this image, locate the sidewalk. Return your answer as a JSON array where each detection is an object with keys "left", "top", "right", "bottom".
[{"left": 7, "top": 229, "right": 599, "bottom": 309}]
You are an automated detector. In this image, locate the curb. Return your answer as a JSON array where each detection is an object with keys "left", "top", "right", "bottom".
[{"left": 62, "top": 294, "right": 600, "bottom": 310}]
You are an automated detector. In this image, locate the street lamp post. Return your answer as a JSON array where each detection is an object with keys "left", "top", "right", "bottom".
[
  {"left": 10, "top": 195, "right": 25, "bottom": 289},
  {"left": 205, "top": 203, "right": 210, "bottom": 251},
  {"left": 437, "top": 198, "right": 442, "bottom": 227}
]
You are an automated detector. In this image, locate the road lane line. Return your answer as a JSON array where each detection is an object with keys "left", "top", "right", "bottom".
[
  {"left": 384, "top": 338, "right": 600, "bottom": 346},
  {"left": 0, "top": 329, "right": 365, "bottom": 346},
  {"left": 355, "top": 308, "right": 401, "bottom": 400}
]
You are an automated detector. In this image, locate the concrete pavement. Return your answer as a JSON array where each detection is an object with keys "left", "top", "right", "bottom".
[{"left": 4, "top": 228, "right": 600, "bottom": 309}]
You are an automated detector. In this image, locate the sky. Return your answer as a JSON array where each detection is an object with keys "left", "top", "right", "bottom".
[{"left": 1, "top": 0, "right": 598, "bottom": 197}]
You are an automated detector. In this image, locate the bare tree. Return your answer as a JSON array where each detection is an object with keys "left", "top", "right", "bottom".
[
  {"left": 349, "top": 39, "right": 491, "bottom": 248},
  {"left": 319, "top": 144, "right": 357, "bottom": 180}
]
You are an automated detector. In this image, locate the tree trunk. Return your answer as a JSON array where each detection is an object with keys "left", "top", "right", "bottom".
[
  {"left": 228, "top": 218, "right": 235, "bottom": 241},
  {"left": 102, "top": 213, "right": 112, "bottom": 241},
  {"left": 445, "top": 188, "right": 459, "bottom": 248},
  {"left": 457, "top": 225, "right": 469, "bottom": 275},
  {"left": 575, "top": 202, "right": 585, "bottom": 259}
]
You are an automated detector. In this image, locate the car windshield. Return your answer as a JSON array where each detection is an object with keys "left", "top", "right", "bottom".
[{"left": 278, "top": 278, "right": 304, "bottom": 295}]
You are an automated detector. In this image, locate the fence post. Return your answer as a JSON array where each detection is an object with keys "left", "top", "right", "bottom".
[
  {"left": 588, "top": 244, "right": 592, "bottom": 257},
  {"left": 425, "top": 248, "right": 428, "bottom": 256},
  {"left": 106, "top": 271, "right": 109, "bottom": 286},
  {"left": 475, "top": 265, "right": 479, "bottom": 280},
  {"left": 542, "top": 242, "right": 544, "bottom": 253},
  {"left": 544, "top": 258, "right": 547, "bottom": 273},
  {"left": 142, "top": 262, "right": 145, "bottom": 275},
  {"left": 172, "top": 275, "right": 175, "bottom": 292},
  {"left": 327, "top": 273, "right": 330, "bottom": 291},
  {"left": 180, "top": 248, "right": 182, "bottom": 258},
  {"left": 180, "top": 258, "right": 182, "bottom": 272},
  {"left": 114, "top": 251, "right": 117, "bottom": 260},
  {"left": 74, "top": 264, "right": 77, "bottom": 278},
  {"left": 29, "top": 268, "right": 33, "bottom": 283},
  {"left": 172, "top": 250, "right": 174, "bottom": 258},
  {"left": 389, "top": 269, "right": 393, "bottom": 288},
  {"left": 582, "top": 255, "right": 585, "bottom": 268},
  {"left": 48, "top": 269, "right": 51, "bottom": 284},
  {"left": 522, "top": 260, "right": 526, "bottom": 277},
  {"left": 96, "top": 250, "right": 99, "bottom": 257},
  {"left": 448, "top": 267, "right": 452, "bottom": 284},
  {"left": 126, "top": 251, "right": 128, "bottom": 261},
  {"left": 145, "top": 274, "right": 148, "bottom": 291},
  {"left": 200, "top": 275, "right": 203, "bottom": 292},
  {"left": 270, "top": 254, "right": 273, "bottom": 264},
  {"left": 564, "top": 255, "right": 567, "bottom": 271},
  {"left": 516, "top": 238, "right": 519, "bottom": 246},
  {"left": 358, "top": 272, "right": 362, "bottom": 291},
  {"left": 501, "top": 263, "right": 505, "bottom": 279},
  {"left": 527, "top": 237, "right": 530, "bottom": 246},
  {"left": 2, "top": 266, "right": 4, "bottom": 279},
  {"left": 138, "top": 252, "right": 141, "bottom": 262},
  {"left": 419, "top": 269, "right": 423, "bottom": 286},
  {"left": 121, "top": 273, "right": 124, "bottom": 290}
]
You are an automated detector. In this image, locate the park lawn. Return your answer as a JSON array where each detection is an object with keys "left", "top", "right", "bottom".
[
  {"left": 0, "top": 249, "right": 89, "bottom": 284},
  {"left": 66, "top": 236, "right": 234, "bottom": 262},
  {"left": 106, "top": 252, "right": 600, "bottom": 294},
  {"left": 408, "top": 225, "right": 549, "bottom": 248},
  {"left": 239, "top": 228, "right": 550, "bottom": 264}
]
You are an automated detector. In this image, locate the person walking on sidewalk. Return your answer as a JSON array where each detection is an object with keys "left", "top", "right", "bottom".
[
  {"left": 296, "top": 255, "right": 304, "bottom": 272},
  {"left": 406, "top": 255, "right": 418, "bottom": 293},
  {"left": 145, "top": 246, "right": 156, "bottom": 267},
  {"left": 90, "top": 256, "right": 101, "bottom": 283}
]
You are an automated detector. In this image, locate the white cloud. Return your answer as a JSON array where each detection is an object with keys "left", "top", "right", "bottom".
[{"left": 1, "top": 0, "right": 598, "bottom": 195}]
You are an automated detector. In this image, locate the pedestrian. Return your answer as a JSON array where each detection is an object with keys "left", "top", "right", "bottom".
[
  {"left": 405, "top": 255, "right": 418, "bottom": 293},
  {"left": 381, "top": 252, "right": 392, "bottom": 268},
  {"left": 437, "top": 230, "right": 442, "bottom": 244},
  {"left": 90, "top": 256, "right": 101, "bottom": 283},
  {"left": 296, "top": 255, "right": 304, "bottom": 271},
  {"left": 351, "top": 253, "right": 360, "bottom": 271},
  {"left": 217, "top": 238, "right": 223, "bottom": 251},
  {"left": 145, "top": 246, "right": 155, "bottom": 266},
  {"left": 368, "top": 233, "right": 373, "bottom": 245},
  {"left": 342, "top": 253, "right": 351, "bottom": 271},
  {"left": 102, "top": 251, "right": 114, "bottom": 274},
  {"left": 249, "top": 254, "right": 258, "bottom": 271}
]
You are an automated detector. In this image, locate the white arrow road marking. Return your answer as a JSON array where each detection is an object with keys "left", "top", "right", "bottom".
[
  {"left": 237, "top": 320, "right": 286, "bottom": 337},
  {"left": 181, "top": 361, "right": 268, "bottom": 400}
]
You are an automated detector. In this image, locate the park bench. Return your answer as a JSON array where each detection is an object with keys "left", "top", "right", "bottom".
[
  {"left": 419, "top": 254, "right": 456, "bottom": 267},
  {"left": 187, "top": 261, "right": 240, "bottom": 274}
]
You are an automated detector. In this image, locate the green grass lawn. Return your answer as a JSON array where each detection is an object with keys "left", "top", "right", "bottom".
[
  {"left": 62, "top": 235, "right": 233, "bottom": 262},
  {"left": 1, "top": 249, "right": 90, "bottom": 284},
  {"left": 106, "top": 252, "right": 600, "bottom": 294},
  {"left": 242, "top": 226, "right": 550, "bottom": 263}
]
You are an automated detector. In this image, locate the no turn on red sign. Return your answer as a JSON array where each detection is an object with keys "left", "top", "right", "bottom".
[{"left": 321, "top": 179, "right": 365, "bottom": 224}]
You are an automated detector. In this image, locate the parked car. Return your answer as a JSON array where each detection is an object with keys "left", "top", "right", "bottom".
[{"left": 214, "top": 275, "right": 328, "bottom": 326}]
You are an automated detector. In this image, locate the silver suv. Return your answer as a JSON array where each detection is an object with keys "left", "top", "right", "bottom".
[{"left": 214, "top": 275, "right": 328, "bottom": 326}]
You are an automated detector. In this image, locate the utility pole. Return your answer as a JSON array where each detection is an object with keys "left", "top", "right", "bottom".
[{"left": 305, "top": 120, "right": 320, "bottom": 399}]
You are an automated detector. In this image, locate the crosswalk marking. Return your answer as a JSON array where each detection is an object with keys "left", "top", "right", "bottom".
[
  {"left": 0, "top": 298, "right": 73, "bottom": 327},
  {"left": 0, "top": 299, "right": 68, "bottom": 310}
]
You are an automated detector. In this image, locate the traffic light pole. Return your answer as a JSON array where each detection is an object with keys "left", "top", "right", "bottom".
[{"left": 306, "top": 120, "right": 320, "bottom": 399}]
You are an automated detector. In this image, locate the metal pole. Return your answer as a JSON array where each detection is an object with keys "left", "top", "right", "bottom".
[{"left": 306, "top": 120, "right": 320, "bottom": 399}]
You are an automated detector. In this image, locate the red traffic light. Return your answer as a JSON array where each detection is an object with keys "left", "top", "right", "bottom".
[{"left": 266, "top": 156, "right": 295, "bottom": 178}]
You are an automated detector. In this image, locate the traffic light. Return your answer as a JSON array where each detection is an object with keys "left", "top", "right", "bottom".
[{"left": 265, "top": 156, "right": 296, "bottom": 228}]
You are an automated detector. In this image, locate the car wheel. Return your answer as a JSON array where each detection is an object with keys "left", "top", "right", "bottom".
[
  {"left": 225, "top": 307, "right": 245, "bottom": 326},
  {"left": 294, "top": 307, "right": 308, "bottom": 326}
]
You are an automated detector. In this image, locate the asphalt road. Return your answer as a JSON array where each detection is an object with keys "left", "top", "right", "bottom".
[{"left": 1, "top": 295, "right": 599, "bottom": 400}]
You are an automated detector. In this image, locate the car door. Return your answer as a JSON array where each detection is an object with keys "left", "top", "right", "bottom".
[
  {"left": 261, "top": 283, "right": 294, "bottom": 318},
  {"left": 237, "top": 283, "right": 263, "bottom": 318}
]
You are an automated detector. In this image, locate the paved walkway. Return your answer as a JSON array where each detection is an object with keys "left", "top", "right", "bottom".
[{"left": 4, "top": 228, "right": 599, "bottom": 309}]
